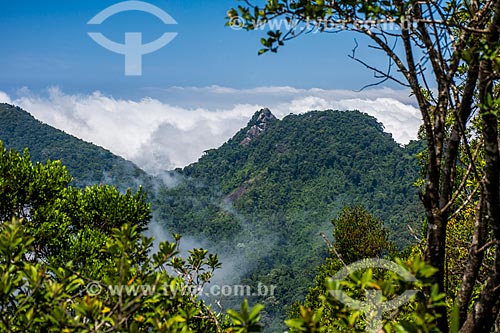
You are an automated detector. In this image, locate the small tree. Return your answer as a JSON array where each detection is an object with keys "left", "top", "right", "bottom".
[{"left": 332, "top": 205, "right": 392, "bottom": 264}]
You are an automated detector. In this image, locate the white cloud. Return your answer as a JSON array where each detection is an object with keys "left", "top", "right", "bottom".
[
  {"left": 2, "top": 86, "right": 422, "bottom": 174},
  {"left": 0, "top": 91, "right": 11, "bottom": 104}
]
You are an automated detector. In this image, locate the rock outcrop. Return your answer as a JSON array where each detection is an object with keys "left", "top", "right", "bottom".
[{"left": 240, "top": 108, "right": 277, "bottom": 146}]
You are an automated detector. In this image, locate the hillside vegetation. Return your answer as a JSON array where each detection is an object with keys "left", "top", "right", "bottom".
[
  {"left": 0, "top": 103, "right": 150, "bottom": 189},
  {"left": 155, "top": 109, "right": 423, "bottom": 329}
]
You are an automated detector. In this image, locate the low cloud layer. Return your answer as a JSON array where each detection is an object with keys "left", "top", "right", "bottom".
[{"left": 0, "top": 86, "right": 422, "bottom": 174}]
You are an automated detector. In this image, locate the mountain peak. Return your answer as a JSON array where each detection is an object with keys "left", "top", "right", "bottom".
[{"left": 240, "top": 108, "right": 277, "bottom": 146}]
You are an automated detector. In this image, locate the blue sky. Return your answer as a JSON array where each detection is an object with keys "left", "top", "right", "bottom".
[
  {"left": 0, "top": 0, "right": 396, "bottom": 95},
  {"left": 0, "top": 0, "right": 421, "bottom": 172}
]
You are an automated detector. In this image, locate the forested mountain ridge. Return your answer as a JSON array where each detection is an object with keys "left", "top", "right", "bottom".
[
  {"left": 155, "top": 108, "right": 423, "bottom": 330},
  {"left": 0, "top": 103, "right": 424, "bottom": 331},
  {"left": 0, "top": 103, "right": 151, "bottom": 190},
  {"left": 164, "top": 108, "right": 421, "bottom": 242}
]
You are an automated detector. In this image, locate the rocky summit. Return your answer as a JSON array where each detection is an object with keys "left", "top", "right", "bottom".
[{"left": 240, "top": 108, "right": 277, "bottom": 145}]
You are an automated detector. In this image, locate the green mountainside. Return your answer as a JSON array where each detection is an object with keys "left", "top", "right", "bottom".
[
  {"left": 154, "top": 108, "right": 423, "bottom": 330},
  {"left": 0, "top": 103, "right": 423, "bottom": 331},
  {"left": 0, "top": 103, "right": 151, "bottom": 190}
]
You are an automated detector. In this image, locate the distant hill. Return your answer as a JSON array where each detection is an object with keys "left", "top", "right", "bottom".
[
  {"left": 0, "top": 103, "right": 151, "bottom": 190},
  {"left": 155, "top": 108, "right": 423, "bottom": 330}
]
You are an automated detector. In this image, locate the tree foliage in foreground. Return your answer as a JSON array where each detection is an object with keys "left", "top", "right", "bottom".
[
  {"left": 228, "top": 0, "right": 500, "bottom": 331},
  {"left": 0, "top": 140, "right": 151, "bottom": 277},
  {"left": 0, "top": 141, "right": 263, "bottom": 333},
  {"left": 0, "top": 218, "right": 266, "bottom": 333},
  {"left": 287, "top": 207, "right": 446, "bottom": 333}
]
